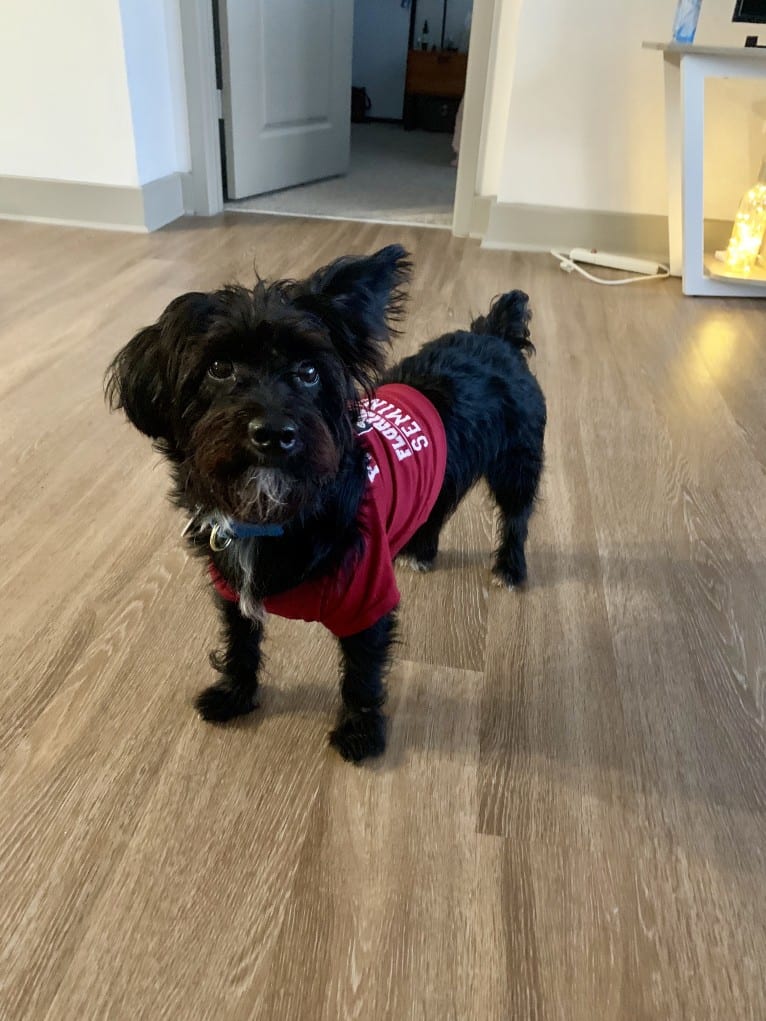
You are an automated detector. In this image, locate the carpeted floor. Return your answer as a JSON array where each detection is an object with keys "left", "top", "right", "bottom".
[{"left": 226, "top": 123, "right": 456, "bottom": 227}]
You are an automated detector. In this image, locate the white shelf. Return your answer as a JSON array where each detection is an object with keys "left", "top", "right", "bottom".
[
  {"left": 643, "top": 42, "right": 766, "bottom": 60},
  {"left": 647, "top": 43, "right": 766, "bottom": 296},
  {"left": 705, "top": 254, "right": 766, "bottom": 288}
]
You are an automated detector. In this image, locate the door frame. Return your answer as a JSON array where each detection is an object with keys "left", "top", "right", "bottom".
[
  {"left": 180, "top": 0, "right": 498, "bottom": 231},
  {"left": 452, "top": 0, "right": 504, "bottom": 236},
  {"left": 180, "top": 0, "right": 224, "bottom": 216}
]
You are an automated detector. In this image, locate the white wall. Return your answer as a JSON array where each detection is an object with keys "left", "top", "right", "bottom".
[
  {"left": 0, "top": 0, "right": 190, "bottom": 189},
  {"left": 705, "top": 76, "right": 766, "bottom": 218},
  {"left": 417, "top": 0, "right": 473, "bottom": 50},
  {"left": 496, "top": 0, "right": 766, "bottom": 219},
  {"left": 119, "top": 0, "right": 191, "bottom": 184},
  {"left": 476, "top": 0, "right": 521, "bottom": 196},
  {"left": 352, "top": 0, "right": 411, "bottom": 119},
  {"left": 0, "top": 0, "right": 138, "bottom": 186},
  {"left": 352, "top": 0, "right": 474, "bottom": 119}
]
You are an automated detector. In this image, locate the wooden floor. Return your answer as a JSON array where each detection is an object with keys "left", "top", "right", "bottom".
[{"left": 1, "top": 214, "right": 764, "bottom": 1021}]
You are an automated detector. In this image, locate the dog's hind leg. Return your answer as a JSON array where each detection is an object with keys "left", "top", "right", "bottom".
[
  {"left": 397, "top": 491, "right": 453, "bottom": 572},
  {"left": 486, "top": 449, "right": 543, "bottom": 589}
]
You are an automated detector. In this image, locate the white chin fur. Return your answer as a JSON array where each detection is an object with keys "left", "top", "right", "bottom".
[
  {"left": 239, "top": 467, "right": 292, "bottom": 521},
  {"left": 203, "top": 509, "right": 268, "bottom": 624},
  {"left": 238, "top": 590, "right": 265, "bottom": 623},
  {"left": 205, "top": 468, "right": 289, "bottom": 623}
]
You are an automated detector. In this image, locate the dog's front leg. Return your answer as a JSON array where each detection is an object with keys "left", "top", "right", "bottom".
[
  {"left": 329, "top": 611, "right": 396, "bottom": 762},
  {"left": 195, "top": 597, "right": 263, "bottom": 722}
]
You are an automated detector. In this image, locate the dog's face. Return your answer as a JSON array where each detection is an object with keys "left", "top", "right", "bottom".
[{"left": 106, "top": 245, "right": 410, "bottom": 522}]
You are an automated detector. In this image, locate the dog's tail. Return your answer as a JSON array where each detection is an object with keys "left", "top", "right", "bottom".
[{"left": 470, "top": 290, "right": 534, "bottom": 357}]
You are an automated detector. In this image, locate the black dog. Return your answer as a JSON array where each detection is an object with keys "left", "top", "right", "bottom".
[{"left": 106, "top": 246, "right": 546, "bottom": 762}]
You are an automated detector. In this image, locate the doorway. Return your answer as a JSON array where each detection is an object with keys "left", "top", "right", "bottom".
[{"left": 217, "top": 0, "right": 473, "bottom": 229}]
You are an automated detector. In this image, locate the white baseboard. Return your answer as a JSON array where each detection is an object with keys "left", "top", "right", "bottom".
[
  {"left": 0, "top": 173, "right": 185, "bottom": 232},
  {"left": 468, "top": 194, "right": 493, "bottom": 239},
  {"left": 480, "top": 198, "right": 733, "bottom": 261},
  {"left": 141, "top": 174, "right": 185, "bottom": 231},
  {"left": 179, "top": 172, "right": 196, "bottom": 215}
]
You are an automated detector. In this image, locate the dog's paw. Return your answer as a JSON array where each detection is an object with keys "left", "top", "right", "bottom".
[
  {"left": 491, "top": 565, "right": 526, "bottom": 591},
  {"left": 195, "top": 678, "right": 259, "bottom": 723},
  {"left": 398, "top": 554, "right": 434, "bottom": 574},
  {"left": 329, "top": 708, "right": 386, "bottom": 763}
]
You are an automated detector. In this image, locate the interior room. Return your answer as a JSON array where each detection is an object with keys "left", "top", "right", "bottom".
[
  {"left": 1, "top": 2, "right": 764, "bottom": 1019},
  {"left": 223, "top": 0, "right": 473, "bottom": 226}
]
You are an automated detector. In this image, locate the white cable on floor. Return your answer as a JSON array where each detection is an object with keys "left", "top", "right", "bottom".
[{"left": 550, "top": 249, "right": 671, "bottom": 286}]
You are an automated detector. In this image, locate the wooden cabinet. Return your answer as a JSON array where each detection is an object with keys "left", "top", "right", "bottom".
[
  {"left": 405, "top": 50, "right": 468, "bottom": 99},
  {"left": 403, "top": 50, "right": 467, "bottom": 131}
]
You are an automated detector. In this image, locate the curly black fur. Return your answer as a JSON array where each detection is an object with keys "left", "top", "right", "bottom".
[
  {"left": 387, "top": 289, "right": 546, "bottom": 588},
  {"left": 106, "top": 245, "right": 545, "bottom": 762}
]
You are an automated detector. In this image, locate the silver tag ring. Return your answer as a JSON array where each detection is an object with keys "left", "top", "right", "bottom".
[{"left": 209, "top": 523, "right": 232, "bottom": 551}]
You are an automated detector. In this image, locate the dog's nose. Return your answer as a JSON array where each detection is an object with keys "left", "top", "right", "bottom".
[{"left": 248, "top": 416, "right": 297, "bottom": 453}]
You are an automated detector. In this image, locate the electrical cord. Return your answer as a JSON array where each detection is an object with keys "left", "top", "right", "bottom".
[{"left": 550, "top": 250, "right": 671, "bottom": 285}]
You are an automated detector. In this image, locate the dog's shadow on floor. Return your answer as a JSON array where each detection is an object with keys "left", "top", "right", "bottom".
[
  {"left": 207, "top": 677, "right": 475, "bottom": 774},
  {"left": 397, "top": 546, "right": 615, "bottom": 592},
  {"left": 206, "top": 542, "right": 766, "bottom": 826},
  {"left": 400, "top": 548, "right": 490, "bottom": 572}
]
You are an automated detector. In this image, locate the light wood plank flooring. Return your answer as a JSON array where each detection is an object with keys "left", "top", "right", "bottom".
[{"left": 1, "top": 214, "right": 764, "bottom": 1020}]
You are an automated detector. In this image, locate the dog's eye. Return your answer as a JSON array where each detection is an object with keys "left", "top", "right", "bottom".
[
  {"left": 295, "top": 364, "right": 319, "bottom": 386},
  {"left": 208, "top": 359, "right": 235, "bottom": 381}
]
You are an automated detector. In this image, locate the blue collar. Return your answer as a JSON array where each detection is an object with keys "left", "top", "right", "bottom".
[
  {"left": 207, "top": 517, "right": 285, "bottom": 551},
  {"left": 228, "top": 520, "right": 284, "bottom": 538}
]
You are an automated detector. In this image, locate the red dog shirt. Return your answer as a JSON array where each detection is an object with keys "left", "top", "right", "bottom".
[{"left": 210, "top": 383, "right": 447, "bottom": 637}]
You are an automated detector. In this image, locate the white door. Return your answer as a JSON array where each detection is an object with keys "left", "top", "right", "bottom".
[{"left": 219, "top": 0, "right": 354, "bottom": 200}]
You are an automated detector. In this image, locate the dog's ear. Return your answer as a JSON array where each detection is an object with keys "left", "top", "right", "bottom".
[
  {"left": 297, "top": 244, "right": 411, "bottom": 381},
  {"left": 105, "top": 322, "right": 168, "bottom": 440},
  {"left": 105, "top": 292, "right": 216, "bottom": 441}
]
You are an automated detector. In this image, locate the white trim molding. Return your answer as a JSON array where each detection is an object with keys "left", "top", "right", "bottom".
[
  {"left": 452, "top": 0, "right": 496, "bottom": 237},
  {"left": 481, "top": 198, "right": 733, "bottom": 262},
  {"left": 0, "top": 173, "right": 184, "bottom": 232},
  {"left": 179, "top": 0, "right": 224, "bottom": 216}
]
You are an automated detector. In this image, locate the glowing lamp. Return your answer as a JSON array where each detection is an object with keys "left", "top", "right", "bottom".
[{"left": 725, "top": 158, "right": 766, "bottom": 274}]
